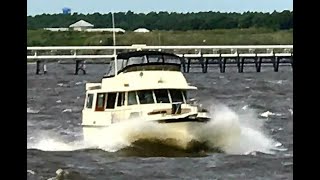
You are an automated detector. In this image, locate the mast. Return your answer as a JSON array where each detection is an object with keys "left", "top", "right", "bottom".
[{"left": 112, "top": 12, "right": 118, "bottom": 76}]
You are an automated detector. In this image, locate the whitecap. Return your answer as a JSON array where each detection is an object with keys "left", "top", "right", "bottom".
[
  {"left": 27, "top": 108, "right": 40, "bottom": 114},
  {"left": 62, "top": 109, "right": 72, "bottom": 113},
  {"left": 260, "top": 111, "right": 275, "bottom": 118},
  {"left": 282, "top": 162, "right": 293, "bottom": 166},
  {"left": 242, "top": 105, "right": 249, "bottom": 110},
  {"left": 274, "top": 142, "right": 282, "bottom": 147},
  {"left": 27, "top": 170, "right": 35, "bottom": 175}
]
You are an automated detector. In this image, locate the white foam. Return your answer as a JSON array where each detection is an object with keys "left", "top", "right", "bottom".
[
  {"left": 27, "top": 108, "right": 40, "bottom": 114},
  {"left": 28, "top": 103, "right": 279, "bottom": 155},
  {"left": 62, "top": 109, "right": 72, "bottom": 113},
  {"left": 260, "top": 111, "right": 283, "bottom": 118},
  {"left": 272, "top": 147, "right": 288, "bottom": 152},
  {"left": 27, "top": 170, "right": 35, "bottom": 175},
  {"left": 260, "top": 111, "right": 275, "bottom": 118},
  {"left": 274, "top": 142, "right": 282, "bottom": 147},
  {"left": 27, "top": 137, "right": 88, "bottom": 151},
  {"left": 242, "top": 105, "right": 249, "bottom": 110},
  {"left": 85, "top": 119, "right": 198, "bottom": 152},
  {"left": 282, "top": 162, "right": 293, "bottom": 166},
  {"left": 267, "top": 80, "right": 285, "bottom": 84},
  {"left": 284, "top": 153, "right": 293, "bottom": 157},
  {"left": 277, "top": 80, "right": 283, "bottom": 84},
  {"left": 191, "top": 104, "right": 278, "bottom": 155}
]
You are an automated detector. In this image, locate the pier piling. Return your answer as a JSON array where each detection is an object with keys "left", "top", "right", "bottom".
[
  {"left": 36, "top": 60, "right": 47, "bottom": 75},
  {"left": 255, "top": 56, "right": 262, "bottom": 72},
  {"left": 75, "top": 60, "right": 86, "bottom": 75},
  {"left": 187, "top": 58, "right": 191, "bottom": 73},
  {"left": 181, "top": 55, "right": 187, "bottom": 73},
  {"left": 219, "top": 57, "right": 226, "bottom": 73}
]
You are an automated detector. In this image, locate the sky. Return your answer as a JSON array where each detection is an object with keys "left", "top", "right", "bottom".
[{"left": 27, "top": 0, "right": 293, "bottom": 16}]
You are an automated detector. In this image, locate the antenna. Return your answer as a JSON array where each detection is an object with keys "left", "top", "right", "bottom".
[{"left": 112, "top": 12, "right": 118, "bottom": 76}]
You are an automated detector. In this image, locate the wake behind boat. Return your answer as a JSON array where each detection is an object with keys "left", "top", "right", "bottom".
[{"left": 81, "top": 50, "right": 211, "bottom": 142}]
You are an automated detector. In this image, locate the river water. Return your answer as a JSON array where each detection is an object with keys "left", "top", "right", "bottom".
[{"left": 27, "top": 63, "right": 293, "bottom": 180}]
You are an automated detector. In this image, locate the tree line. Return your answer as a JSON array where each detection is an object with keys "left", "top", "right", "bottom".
[{"left": 27, "top": 10, "right": 293, "bottom": 31}]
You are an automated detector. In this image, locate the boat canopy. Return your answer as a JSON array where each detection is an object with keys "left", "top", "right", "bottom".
[{"left": 104, "top": 51, "right": 182, "bottom": 77}]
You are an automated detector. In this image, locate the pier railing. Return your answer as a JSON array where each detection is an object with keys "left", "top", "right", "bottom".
[
  {"left": 27, "top": 45, "right": 293, "bottom": 74},
  {"left": 27, "top": 45, "right": 293, "bottom": 60}
]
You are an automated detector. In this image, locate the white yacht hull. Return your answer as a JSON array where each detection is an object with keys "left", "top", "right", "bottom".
[{"left": 82, "top": 116, "right": 210, "bottom": 144}]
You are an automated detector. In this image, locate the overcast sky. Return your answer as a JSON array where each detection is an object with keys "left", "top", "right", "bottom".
[{"left": 27, "top": 0, "right": 293, "bottom": 15}]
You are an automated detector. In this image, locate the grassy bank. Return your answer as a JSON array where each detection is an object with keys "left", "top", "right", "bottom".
[{"left": 27, "top": 28, "right": 293, "bottom": 46}]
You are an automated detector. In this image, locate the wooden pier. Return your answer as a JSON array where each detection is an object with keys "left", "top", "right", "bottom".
[{"left": 27, "top": 45, "right": 293, "bottom": 74}]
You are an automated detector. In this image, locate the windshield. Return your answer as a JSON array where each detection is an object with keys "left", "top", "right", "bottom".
[
  {"left": 105, "top": 59, "right": 126, "bottom": 77},
  {"left": 104, "top": 54, "right": 181, "bottom": 76}
]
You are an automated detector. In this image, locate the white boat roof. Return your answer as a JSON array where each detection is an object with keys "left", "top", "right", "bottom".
[{"left": 104, "top": 50, "right": 182, "bottom": 77}]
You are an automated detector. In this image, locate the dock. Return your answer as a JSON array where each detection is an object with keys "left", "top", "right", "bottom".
[{"left": 27, "top": 45, "right": 293, "bottom": 74}]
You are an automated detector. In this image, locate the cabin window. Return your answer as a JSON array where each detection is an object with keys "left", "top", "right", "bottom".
[
  {"left": 117, "top": 92, "right": 125, "bottom": 107},
  {"left": 106, "top": 93, "right": 117, "bottom": 109},
  {"left": 169, "top": 89, "right": 184, "bottom": 103},
  {"left": 148, "top": 55, "right": 163, "bottom": 63},
  {"left": 154, "top": 89, "right": 170, "bottom": 103},
  {"left": 164, "top": 55, "right": 180, "bottom": 64},
  {"left": 128, "top": 91, "right": 138, "bottom": 105},
  {"left": 137, "top": 90, "right": 155, "bottom": 104},
  {"left": 95, "top": 93, "right": 106, "bottom": 111},
  {"left": 127, "top": 56, "right": 145, "bottom": 66},
  {"left": 86, "top": 94, "right": 94, "bottom": 108}
]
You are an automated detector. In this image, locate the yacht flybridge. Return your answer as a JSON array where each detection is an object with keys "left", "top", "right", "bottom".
[{"left": 81, "top": 50, "right": 211, "bottom": 142}]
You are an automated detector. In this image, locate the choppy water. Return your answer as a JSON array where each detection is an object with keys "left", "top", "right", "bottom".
[{"left": 27, "top": 63, "right": 293, "bottom": 180}]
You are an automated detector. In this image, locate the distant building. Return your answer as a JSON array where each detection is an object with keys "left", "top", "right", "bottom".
[
  {"left": 86, "top": 28, "right": 126, "bottom": 33},
  {"left": 43, "top": 20, "right": 127, "bottom": 33},
  {"left": 43, "top": 28, "right": 69, "bottom": 32},
  {"left": 62, "top": 7, "right": 71, "bottom": 14},
  {"left": 134, "top": 28, "right": 150, "bottom": 33},
  {"left": 69, "top": 20, "right": 94, "bottom": 31}
]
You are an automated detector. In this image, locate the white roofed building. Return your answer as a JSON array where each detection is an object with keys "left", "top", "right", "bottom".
[
  {"left": 69, "top": 20, "right": 94, "bottom": 31},
  {"left": 134, "top": 28, "right": 150, "bottom": 33},
  {"left": 86, "top": 28, "right": 125, "bottom": 33},
  {"left": 43, "top": 28, "right": 69, "bottom": 32}
]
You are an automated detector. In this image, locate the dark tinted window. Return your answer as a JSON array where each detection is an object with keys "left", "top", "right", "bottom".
[
  {"left": 95, "top": 93, "right": 106, "bottom": 111},
  {"left": 106, "top": 93, "right": 117, "bottom": 109},
  {"left": 137, "top": 90, "right": 154, "bottom": 104},
  {"left": 169, "top": 89, "right": 184, "bottom": 103},
  {"left": 154, "top": 89, "right": 170, "bottom": 103},
  {"left": 128, "top": 91, "right": 138, "bottom": 105}
]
